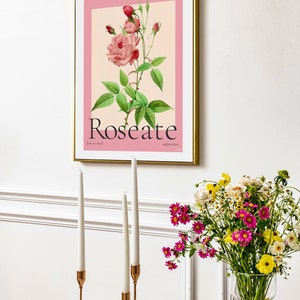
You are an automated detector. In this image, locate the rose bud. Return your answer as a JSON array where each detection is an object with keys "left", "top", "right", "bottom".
[
  {"left": 124, "top": 18, "right": 140, "bottom": 34},
  {"left": 106, "top": 25, "right": 116, "bottom": 35},
  {"left": 123, "top": 5, "right": 134, "bottom": 17},
  {"left": 152, "top": 22, "right": 161, "bottom": 34}
]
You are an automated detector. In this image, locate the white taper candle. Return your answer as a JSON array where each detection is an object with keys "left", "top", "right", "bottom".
[
  {"left": 131, "top": 156, "right": 140, "bottom": 266},
  {"left": 122, "top": 193, "right": 130, "bottom": 293},
  {"left": 78, "top": 169, "right": 85, "bottom": 271}
]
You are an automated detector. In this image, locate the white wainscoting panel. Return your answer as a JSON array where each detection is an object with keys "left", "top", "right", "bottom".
[{"left": 0, "top": 190, "right": 201, "bottom": 300}]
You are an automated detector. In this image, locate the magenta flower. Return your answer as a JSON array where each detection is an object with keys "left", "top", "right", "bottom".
[
  {"left": 192, "top": 221, "right": 205, "bottom": 234},
  {"left": 198, "top": 249, "right": 209, "bottom": 259},
  {"left": 165, "top": 261, "right": 178, "bottom": 270},
  {"left": 202, "top": 236, "right": 210, "bottom": 245},
  {"left": 243, "top": 212, "right": 257, "bottom": 228},
  {"left": 238, "top": 229, "right": 253, "bottom": 246},
  {"left": 244, "top": 191, "right": 250, "bottom": 199},
  {"left": 179, "top": 232, "right": 189, "bottom": 241},
  {"left": 179, "top": 212, "right": 190, "bottom": 225},
  {"left": 244, "top": 202, "right": 258, "bottom": 209},
  {"left": 258, "top": 206, "right": 270, "bottom": 220},
  {"left": 170, "top": 215, "right": 179, "bottom": 226},
  {"left": 208, "top": 247, "right": 217, "bottom": 257},
  {"left": 162, "top": 247, "right": 172, "bottom": 258},
  {"left": 236, "top": 209, "right": 248, "bottom": 219},
  {"left": 169, "top": 203, "right": 180, "bottom": 215},
  {"left": 232, "top": 230, "right": 240, "bottom": 243},
  {"left": 174, "top": 241, "right": 185, "bottom": 252}
]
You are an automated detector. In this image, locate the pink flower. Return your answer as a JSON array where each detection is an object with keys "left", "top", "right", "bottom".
[
  {"left": 244, "top": 191, "right": 250, "bottom": 199},
  {"left": 238, "top": 229, "right": 253, "bottom": 246},
  {"left": 208, "top": 247, "right": 217, "bottom": 257},
  {"left": 192, "top": 221, "right": 205, "bottom": 234},
  {"left": 202, "top": 236, "right": 210, "bottom": 245},
  {"left": 152, "top": 22, "right": 161, "bottom": 33},
  {"left": 165, "top": 261, "right": 177, "bottom": 270},
  {"left": 258, "top": 206, "right": 270, "bottom": 220},
  {"left": 179, "top": 212, "right": 190, "bottom": 224},
  {"left": 243, "top": 212, "right": 257, "bottom": 228},
  {"left": 232, "top": 230, "right": 240, "bottom": 243},
  {"left": 244, "top": 202, "right": 258, "bottom": 209},
  {"left": 174, "top": 241, "right": 185, "bottom": 252},
  {"left": 169, "top": 203, "right": 180, "bottom": 215},
  {"left": 124, "top": 18, "right": 140, "bottom": 34},
  {"left": 170, "top": 215, "right": 179, "bottom": 226},
  {"left": 236, "top": 209, "right": 248, "bottom": 219},
  {"left": 123, "top": 5, "right": 134, "bottom": 18},
  {"left": 107, "top": 33, "right": 140, "bottom": 67},
  {"left": 198, "top": 249, "right": 209, "bottom": 259},
  {"left": 179, "top": 232, "right": 188, "bottom": 241},
  {"left": 162, "top": 247, "right": 172, "bottom": 258}
]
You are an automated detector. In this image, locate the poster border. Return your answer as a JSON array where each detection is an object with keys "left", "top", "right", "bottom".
[{"left": 73, "top": 0, "right": 199, "bottom": 165}]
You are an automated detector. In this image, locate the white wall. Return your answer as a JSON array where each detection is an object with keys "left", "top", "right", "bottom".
[{"left": 1, "top": 0, "right": 300, "bottom": 299}]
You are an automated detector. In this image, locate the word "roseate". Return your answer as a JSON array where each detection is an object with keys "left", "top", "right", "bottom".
[{"left": 89, "top": 118, "right": 177, "bottom": 140}]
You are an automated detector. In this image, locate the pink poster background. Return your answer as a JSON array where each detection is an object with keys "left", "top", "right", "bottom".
[{"left": 83, "top": 0, "right": 183, "bottom": 152}]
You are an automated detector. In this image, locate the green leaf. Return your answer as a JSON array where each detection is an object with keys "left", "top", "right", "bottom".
[
  {"left": 135, "top": 106, "right": 146, "bottom": 125},
  {"left": 148, "top": 100, "right": 172, "bottom": 113},
  {"left": 102, "top": 81, "right": 120, "bottom": 94},
  {"left": 151, "top": 57, "right": 166, "bottom": 67},
  {"left": 119, "top": 70, "right": 128, "bottom": 87},
  {"left": 150, "top": 68, "right": 163, "bottom": 91},
  {"left": 135, "top": 91, "right": 148, "bottom": 106},
  {"left": 125, "top": 85, "right": 136, "bottom": 99},
  {"left": 91, "top": 93, "right": 114, "bottom": 111},
  {"left": 189, "top": 247, "right": 196, "bottom": 257},
  {"left": 144, "top": 107, "right": 156, "bottom": 129},
  {"left": 136, "top": 62, "right": 151, "bottom": 72},
  {"left": 116, "top": 92, "right": 128, "bottom": 113}
]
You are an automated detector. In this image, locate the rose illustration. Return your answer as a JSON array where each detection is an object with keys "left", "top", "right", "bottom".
[
  {"left": 92, "top": 1, "right": 172, "bottom": 129},
  {"left": 107, "top": 34, "right": 140, "bottom": 67}
]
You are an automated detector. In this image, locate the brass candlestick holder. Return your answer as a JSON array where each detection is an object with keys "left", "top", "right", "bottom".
[
  {"left": 122, "top": 292, "right": 130, "bottom": 300},
  {"left": 77, "top": 271, "right": 86, "bottom": 300},
  {"left": 131, "top": 265, "right": 140, "bottom": 300}
]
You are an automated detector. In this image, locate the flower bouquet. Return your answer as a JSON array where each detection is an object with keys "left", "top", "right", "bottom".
[{"left": 163, "top": 171, "right": 300, "bottom": 299}]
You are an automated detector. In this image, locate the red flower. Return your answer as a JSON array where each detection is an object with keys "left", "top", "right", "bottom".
[
  {"left": 169, "top": 203, "right": 181, "bottom": 215},
  {"left": 165, "top": 261, "right": 178, "bottom": 270},
  {"left": 258, "top": 206, "right": 270, "bottom": 220},
  {"left": 162, "top": 247, "right": 172, "bottom": 258},
  {"left": 174, "top": 241, "right": 185, "bottom": 252},
  {"left": 152, "top": 22, "right": 161, "bottom": 33},
  {"left": 123, "top": 5, "right": 134, "bottom": 17},
  {"left": 105, "top": 25, "right": 115, "bottom": 35},
  {"left": 192, "top": 221, "right": 205, "bottom": 234}
]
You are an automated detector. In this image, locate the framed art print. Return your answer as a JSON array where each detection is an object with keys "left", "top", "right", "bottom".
[{"left": 74, "top": 0, "right": 199, "bottom": 164}]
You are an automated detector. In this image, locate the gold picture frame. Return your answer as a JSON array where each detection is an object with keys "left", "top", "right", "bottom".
[{"left": 74, "top": 0, "right": 199, "bottom": 164}]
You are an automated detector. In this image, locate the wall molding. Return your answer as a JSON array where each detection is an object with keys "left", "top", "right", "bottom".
[
  {"left": 0, "top": 190, "right": 178, "bottom": 238},
  {"left": 0, "top": 190, "right": 230, "bottom": 300}
]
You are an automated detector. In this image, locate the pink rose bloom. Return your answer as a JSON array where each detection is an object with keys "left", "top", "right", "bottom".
[
  {"left": 124, "top": 18, "right": 140, "bottom": 34},
  {"left": 107, "top": 33, "right": 140, "bottom": 67}
]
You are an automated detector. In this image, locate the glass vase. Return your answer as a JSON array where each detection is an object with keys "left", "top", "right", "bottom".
[{"left": 230, "top": 272, "right": 276, "bottom": 300}]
